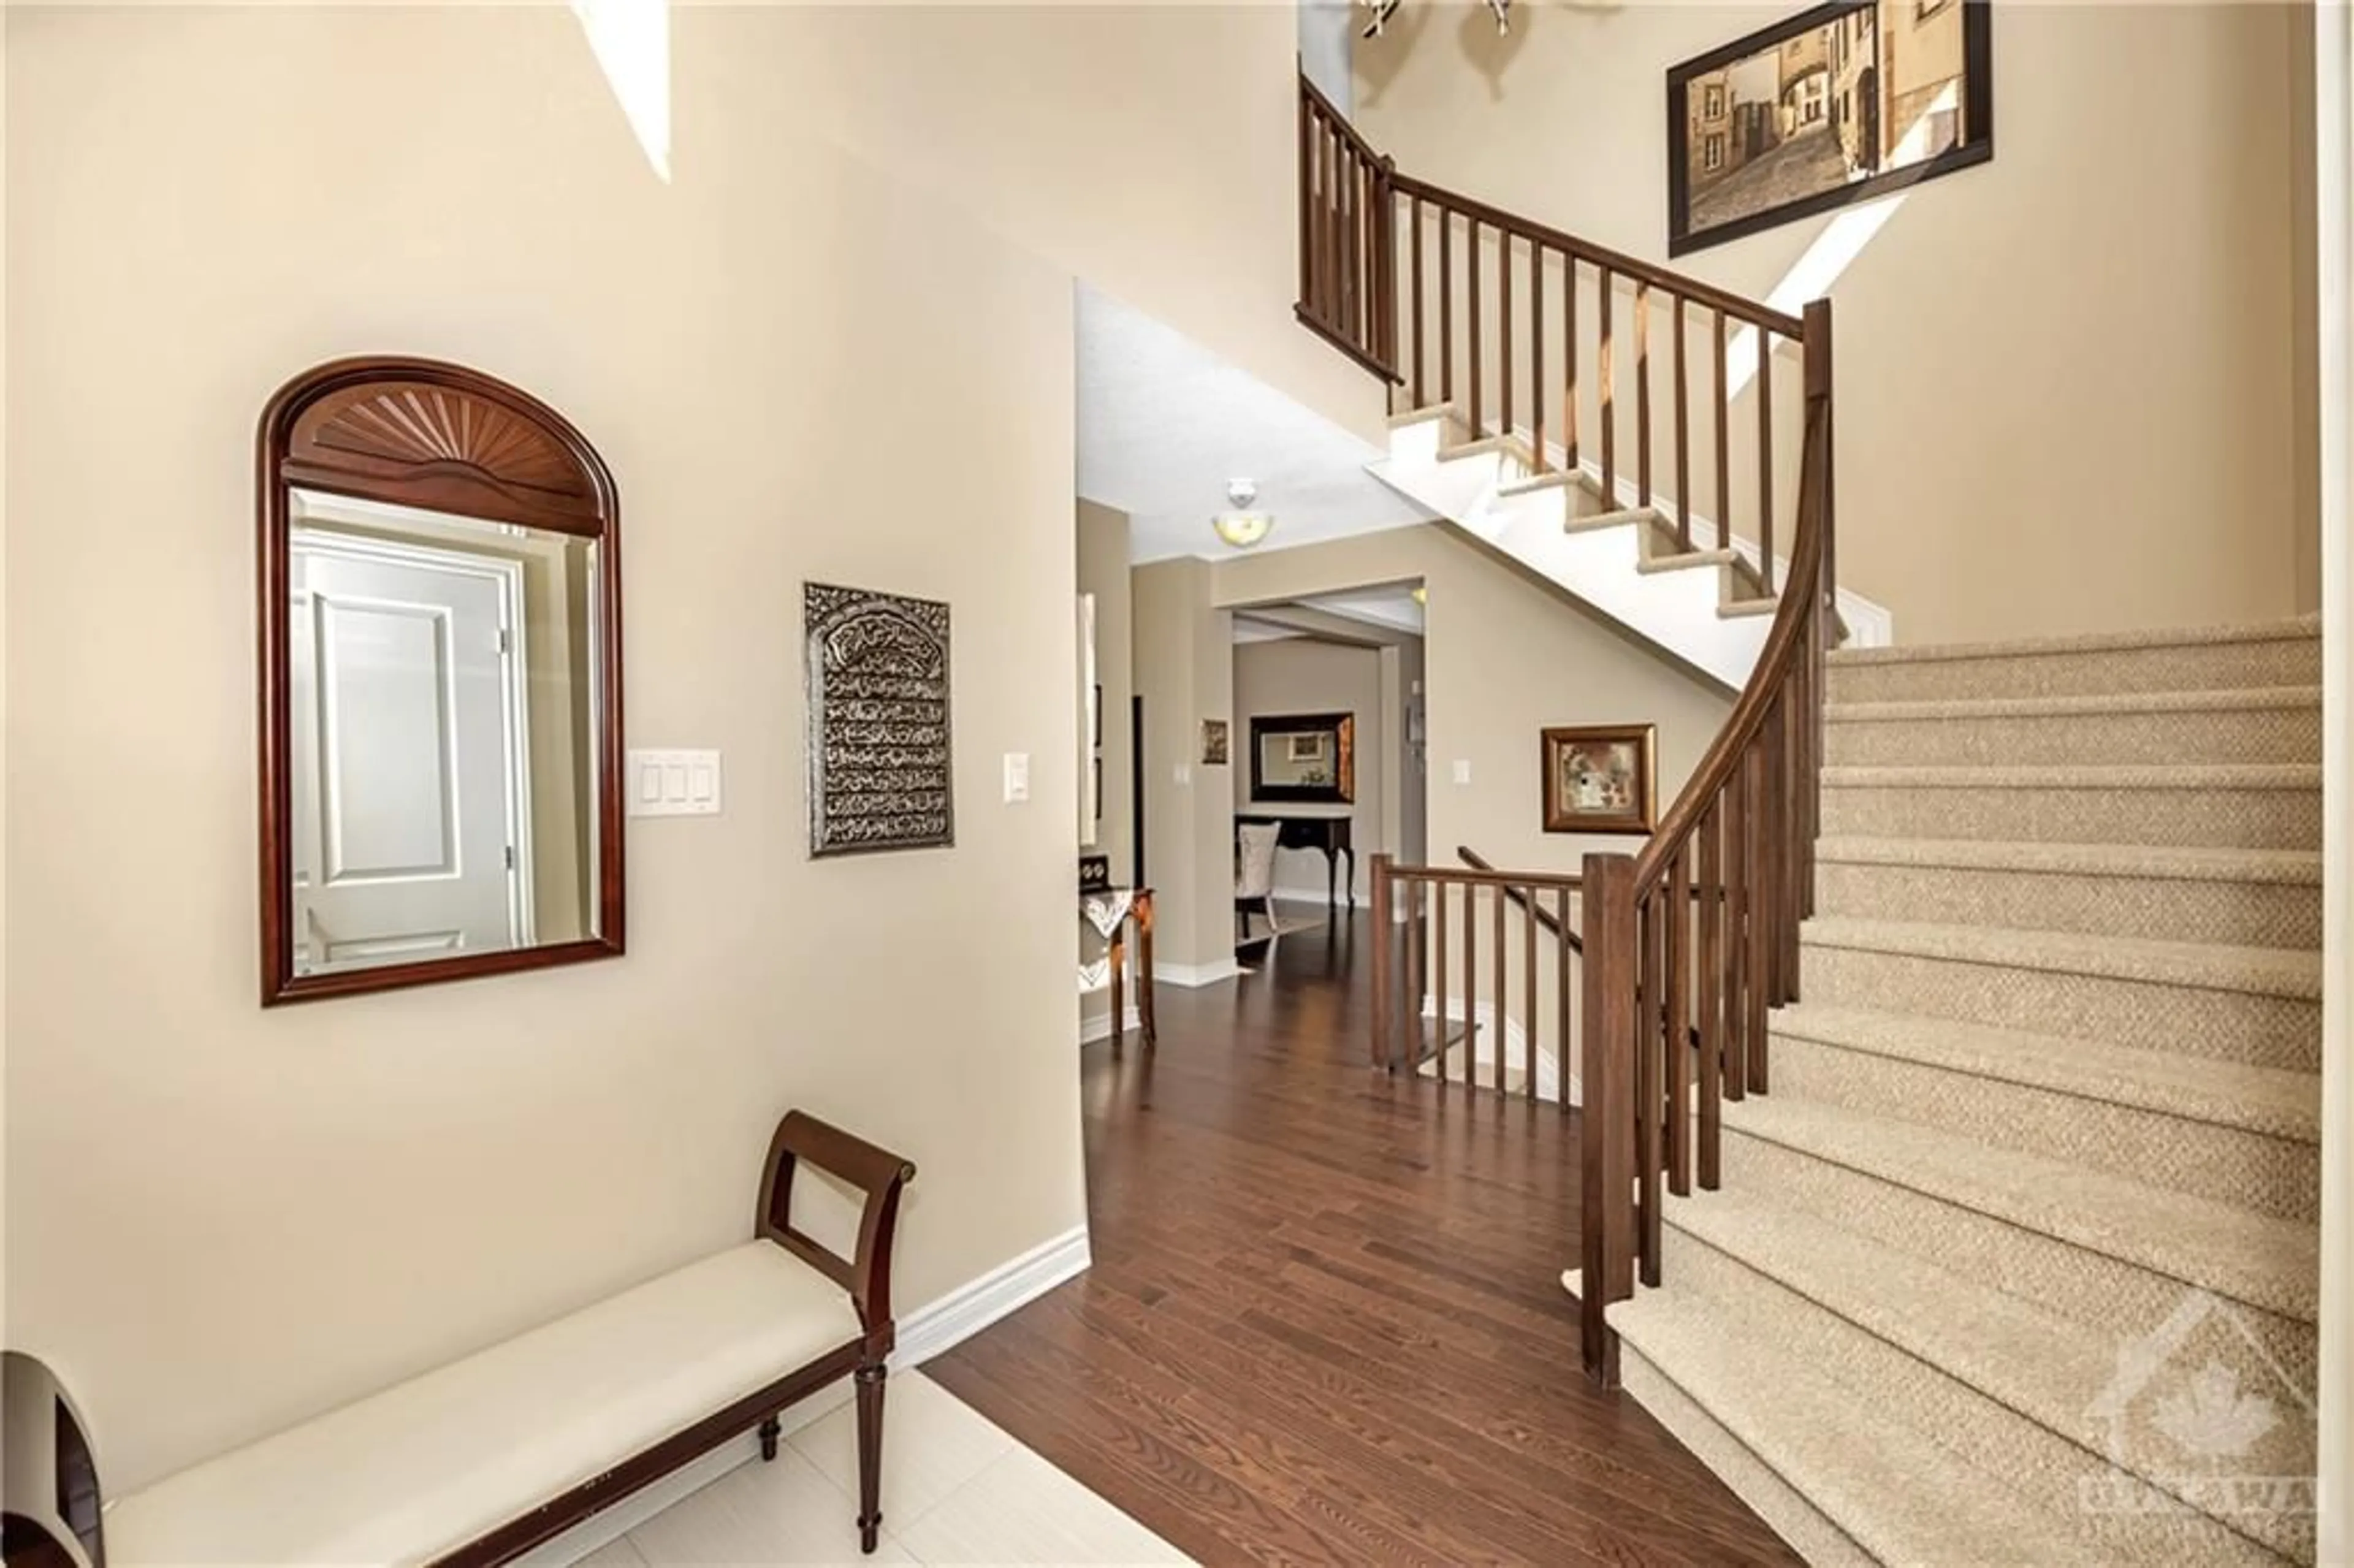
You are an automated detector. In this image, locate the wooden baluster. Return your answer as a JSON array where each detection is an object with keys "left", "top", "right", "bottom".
[
  {"left": 1696, "top": 797, "right": 1724, "bottom": 1188},
  {"left": 1580, "top": 854, "right": 1636, "bottom": 1383},
  {"left": 1523, "top": 883, "right": 1539, "bottom": 1096},
  {"left": 1406, "top": 878, "right": 1426, "bottom": 1070},
  {"left": 1598, "top": 265, "right": 1615, "bottom": 503},
  {"left": 1556, "top": 884, "right": 1575, "bottom": 1108},
  {"left": 1673, "top": 297, "right": 1691, "bottom": 549},
  {"left": 1324, "top": 127, "right": 1343, "bottom": 330},
  {"left": 1433, "top": 877, "right": 1449, "bottom": 1079},
  {"left": 1564, "top": 256, "right": 1580, "bottom": 470},
  {"left": 1635, "top": 279, "right": 1652, "bottom": 509},
  {"left": 1371, "top": 854, "right": 1393, "bottom": 1067},
  {"left": 1468, "top": 218, "right": 1484, "bottom": 435},
  {"left": 1723, "top": 750, "right": 1748, "bottom": 1103},
  {"left": 1462, "top": 880, "right": 1479, "bottom": 1086},
  {"left": 1713, "top": 308, "right": 1731, "bottom": 550},
  {"left": 1374, "top": 164, "right": 1388, "bottom": 362},
  {"left": 1493, "top": 877, "right": 1508, "bottom": 1096},
  {"left": 1297, "top": 89, "right": 1313, "bottom": 314},
  {"left": 1339, "top": 145, "right": 1357, "bottom": 344},
  {"left": 1410, "top": 194, "right": 1425, "bottom": 408},
  {"left": 1440, "top": 208, "right": 1453, "bottom": 408},
  {"left": 1636, "top": 893, "right": 1662, "bottom": 1287},
  {"left": 1779, "top": 691, "right": 1802, "bottom": 1005},
  {"left": 1499, "top": 231, "right": 1514, "bottom": 445},
  {"left": 1758, "top": 327, "right": 1776, "bottom": 595},
  {"left": 1745, "top": 740, "right": 1771, "bottom": 1094},
  {"left": 1529, "top": 246, "right": 1545, "bottom": 473},
  {"left": 1667, "top": 840, "right": 1692, "bottom": 1197}
]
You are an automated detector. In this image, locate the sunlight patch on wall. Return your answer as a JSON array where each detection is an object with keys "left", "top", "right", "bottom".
[
  {"left": 1724, "top": 80, "right": 1961, "bottom": 396},
  {"left": 573, "top": 0, "right": 671, "bottom": 183}
]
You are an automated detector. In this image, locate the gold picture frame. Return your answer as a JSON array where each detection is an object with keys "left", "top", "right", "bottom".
[{"left": 1541, "top": 724, "right": 1657, "bottom": 834}]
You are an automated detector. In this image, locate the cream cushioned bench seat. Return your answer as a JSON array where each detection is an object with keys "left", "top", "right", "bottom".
[
  {"left": 107, "top": 1244, "right": 859, "bottom": 1566},
  {"left": 5, "top": 1113, "right": 917, "bottom": 1568}
]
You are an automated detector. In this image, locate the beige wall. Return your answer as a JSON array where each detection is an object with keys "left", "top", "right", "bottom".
[
  {"left": 1130, "top": 558, "right": 1236, "bottom": 973},
  {"left": 1359, "top": 3, "right": 2314, "bottom": 645},
  {"left": 1215, "top": 528, "right": 1731, "bottom": 882},
  {"left": 760, "top": 4, "right": 1387, "bottom": 454},
  {"left": 7, "top": 4, "right": 1087, "bottom": 1493},
  {"left": 1232, "top": 637, "right": 1387, "bottom": 901}
]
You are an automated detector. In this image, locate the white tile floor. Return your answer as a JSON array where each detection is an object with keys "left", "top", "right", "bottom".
[{"left": 571, "top": 1372, "right": 1192, "bottom": 1566}]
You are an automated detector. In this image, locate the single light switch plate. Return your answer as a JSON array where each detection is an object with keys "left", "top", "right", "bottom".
[
  {"left": 1003, "top": 752, "right": 1031, "bottom": 804},
  {"left": 629, "top": 749, "right": 722, "bottom": 816},
  {"left": 1175, "top": 763, "right": 1192, "bottom": 787},
  {"left": 1452, "top": 759, "right": 1472, "bottom": 785}
]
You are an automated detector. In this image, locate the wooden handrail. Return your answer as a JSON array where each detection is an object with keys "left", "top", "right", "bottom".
[
  {"left": 1386, "top": 861, "right": 1582, "bottom": 893},
  {"left": 1387, "top": 173, "right": 1805, "bottom": 339}
]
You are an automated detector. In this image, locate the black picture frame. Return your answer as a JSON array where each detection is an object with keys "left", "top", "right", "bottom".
[
  {"left": 1246, "top": 712, "right": 1355, "bottom": 805},
  {"left": 1666, "top": 0, "right": 1993, "bottom": 257}
]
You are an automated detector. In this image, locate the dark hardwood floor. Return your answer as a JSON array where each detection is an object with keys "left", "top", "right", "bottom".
[{"left": 928, "top": 909, "right": 1803, "bottom": 1566}]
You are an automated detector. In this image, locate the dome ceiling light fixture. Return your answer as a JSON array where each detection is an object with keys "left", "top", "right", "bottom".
[
  {"left": 1361, "top": 0, "right": 1509, "bottom": 40},
  {"left": 1212, "top": 478, "right": 1276, "bottom": 550}
]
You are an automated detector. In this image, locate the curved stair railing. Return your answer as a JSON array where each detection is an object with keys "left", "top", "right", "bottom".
[{"left": 1307, "top": 72, "right": 1838, "bottom": 1386}]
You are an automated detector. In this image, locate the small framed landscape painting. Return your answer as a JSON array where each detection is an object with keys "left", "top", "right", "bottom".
[
  {"left": 1542, "top": 724, "right": 1657, "bottom": 835},
  {"left": 1667, "top": 0, "right": 1992, "bottom": 256}
]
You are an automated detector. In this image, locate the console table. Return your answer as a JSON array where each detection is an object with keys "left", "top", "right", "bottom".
[
  {"left": 1234, "top": 813, "right": 1355, "bottom": 909},
  {"left": 1080, "top": 888, "right": 1156, "bottom": 1048}
]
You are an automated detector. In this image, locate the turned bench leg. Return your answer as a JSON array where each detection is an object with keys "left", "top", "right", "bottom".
[
  {"left": 855, "top": 1360, "right": 886, "bottom": 1553},
  {"left": 758, "top": 1414, "right": 781, "bottom": 1462}
]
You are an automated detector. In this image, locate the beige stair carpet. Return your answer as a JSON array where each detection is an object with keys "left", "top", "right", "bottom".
[{"left": 1598, "top": 617, "right": 2323, "bottom": 1566}]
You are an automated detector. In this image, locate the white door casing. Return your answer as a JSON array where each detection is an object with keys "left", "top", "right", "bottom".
[{"left": 289, "top": 529, "right": 533, "bottom": 973}]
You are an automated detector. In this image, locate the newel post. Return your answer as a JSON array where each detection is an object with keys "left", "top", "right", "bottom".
[
  {"left": 1580, "top": 852, "right": 1639, "bottom": 1386},
  {"left": 1369, "top": 853, "right": 1395, "bottom": 1069}
]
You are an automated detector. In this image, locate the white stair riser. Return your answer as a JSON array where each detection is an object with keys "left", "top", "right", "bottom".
[
  {"left": 1827, "top": 639, "right": 2320, "bottom": 704},
  {"left": 1799, "top": 942, "right": 2321, "bottom": 1073},
  {"left": 1768, "top": 1035, "right": 2318, "bottom": 1222},
  {"left": 1826, "top": 705, "right": 2322, "bottom": 767},
  {"left": 1813, "top": 860, "right": 2320, "bottom": 950},
  {"left": 1616, "top": 1347, "right": 1876, "bottom": 1568},
  {"left": 1821, "top": 783, "right": 2322, "bottom": 851},
  {"left": 1655, "top": 1227, "right": 2301, "bottom": 1564},
  {"left": 1715, "top": 1130, "right": 2320, "bottom": 1412}
]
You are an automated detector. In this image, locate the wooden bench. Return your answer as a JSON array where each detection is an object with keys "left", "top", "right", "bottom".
[{"left": 1, "top": 1111, "right": 914, "bottom": 1567}]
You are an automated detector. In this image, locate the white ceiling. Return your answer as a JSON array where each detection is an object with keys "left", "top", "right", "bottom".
[{"left": 1075, "top": 285, "right": 1435, "bottom": 564}]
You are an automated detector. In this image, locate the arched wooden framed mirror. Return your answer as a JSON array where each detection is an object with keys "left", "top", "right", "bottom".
[{"left": 257, "top": 357, "right": 625, "bottom": 1005}]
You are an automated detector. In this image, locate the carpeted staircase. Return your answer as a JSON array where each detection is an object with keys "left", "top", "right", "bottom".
[{"left": 1580, "top": 616, "right": 2323, "bottom": 1566}]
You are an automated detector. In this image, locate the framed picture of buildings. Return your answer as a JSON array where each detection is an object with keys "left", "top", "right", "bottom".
[{"left": 1667, "top": 0, "right": 1992, "bottom": 256}]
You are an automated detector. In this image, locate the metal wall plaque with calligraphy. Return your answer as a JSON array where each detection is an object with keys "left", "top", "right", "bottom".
[{"left": 805, "top": 582, "right": 954, "bottom": 856}]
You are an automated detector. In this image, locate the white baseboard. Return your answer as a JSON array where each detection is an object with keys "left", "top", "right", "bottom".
[
  {"left": 530, "top": 1225, "right": 1091, "bottom": 1565},
  {"left": 1080, "top": 1005, "right": 1143, "bottom": 1045},
  {"left": 1156, "top": 957, "right": 1241, "bottom": 988},
  {"left": 893, "top": 1224, "right": 1093, "bottom": 1369}
]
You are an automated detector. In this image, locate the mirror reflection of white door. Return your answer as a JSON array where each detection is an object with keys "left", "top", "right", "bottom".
[{"left": 289, "top": 531, "right": 531, "bottom": 973}]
